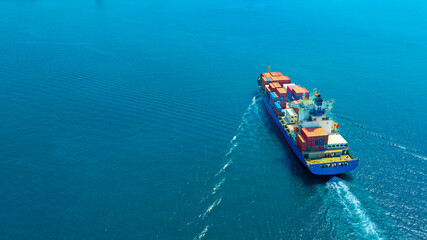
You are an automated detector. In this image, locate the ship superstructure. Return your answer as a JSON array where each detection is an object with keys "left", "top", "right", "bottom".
[{"left": 257, "top": 69, "right": 358, "bottom": 175}]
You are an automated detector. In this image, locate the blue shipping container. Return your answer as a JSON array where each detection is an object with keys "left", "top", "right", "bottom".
[
  {"left": 270, "top": 92, "right": 278, "bottom": 101},
  {"left": 265, "top": 77, "right": 271, "bottom": 83},
  {"left": 274, "top": 102, "right": 281, "bottom": 111}
]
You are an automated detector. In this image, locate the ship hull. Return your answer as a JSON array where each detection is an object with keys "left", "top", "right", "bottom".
[{"left": 261, "top": 94, "right": 358, "bottom": 175}]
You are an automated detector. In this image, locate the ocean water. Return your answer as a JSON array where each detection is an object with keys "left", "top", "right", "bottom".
[{"left": 0, "top": 0, "right": 426, "bottom": 239}]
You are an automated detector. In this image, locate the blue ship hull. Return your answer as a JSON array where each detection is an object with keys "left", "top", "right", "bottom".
[{"left": 262, "top": 94, "right": 358, "bottom": 175}]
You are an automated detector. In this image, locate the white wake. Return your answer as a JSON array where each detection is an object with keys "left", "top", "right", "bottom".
[
  {"left": 326, "top": 180, "right": 383, "bottom": 239},
  {"left": 195, "top": 95, "right": 259, "bottom": 239}
]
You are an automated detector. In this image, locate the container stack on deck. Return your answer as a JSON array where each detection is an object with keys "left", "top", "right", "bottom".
[
  {"left": 297, "top": 127, "right": 329, "bottom": 152},
  {"left": 288, "top": 85, "right": 309, "bottom": 101},
  {"left": 260, "top": 71, "right": 312, "bottom": 123},
  {"left": 260, "top": 72, "right": 291, "bottom": 116}
]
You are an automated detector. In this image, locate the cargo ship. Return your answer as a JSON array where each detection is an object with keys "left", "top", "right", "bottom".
[{"left": 257, "top": 67, "right": 359, "bottom": 175}]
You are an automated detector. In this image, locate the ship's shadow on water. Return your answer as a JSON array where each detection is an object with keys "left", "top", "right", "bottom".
[{"left": 260, "top": 105, "right": 354, "bottom": 186}]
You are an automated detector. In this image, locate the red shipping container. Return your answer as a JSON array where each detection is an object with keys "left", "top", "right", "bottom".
[
  {"left": 279, "top": 101, "right": 286, "bottom": 108},
  {"left": 293, "top": 108, "right": 299, "bottom": 115},
  {"left": 270, "top": 72, "right": 283, "bottom": 77},
  {"left": 272, "top": 76, "right": 291, "bottom": 84},
  {"left": 270, "top": 84, "right": 277, "bottom": 92},
  {"left": 266, "top": 86, "right": 272, "bottom": 95}
]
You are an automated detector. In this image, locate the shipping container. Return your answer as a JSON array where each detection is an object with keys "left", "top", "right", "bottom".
[
  {"left": 271, "top": 75, "right": 291, "bottom": 84},
  {"left": 279, "top": 101, "right": 286, "bottom": 108},
  {"left": 286, "top": 84, "right": 296, "bottom": 94},
  {"left": 274, "top": 102, "right": 282, "bottom": 111},
  {"left": 261, "top": 73, "right": 272, "bottom": 78},
  {"left": 275, "top": 87, "right": 287, "bottom": 97},
  {"left": 327, "top": 134, "right": 348, "bottom": 149},
  {"left": 270, "top": 92, "right": 278, "bottom": 102},
  {"left": 301, "top": 127, "right": 328, "bottom": 143},
  {"left": 271, "top": 82, "right": 281, "bottom": 89},
  {"left": 262, "top": 77, "right": 270, "bottom": 90},
  {"left": 270, "top": 82, "right": 277, "bottom": 92},
  {"left": 266, "top": 85, "right": 272, "bottom": 95},
  {"left": 292, "top": 85, "right": 310, "bottom": 99},
  {"left": 270, "top": 72, "right": 283, "bottom": 77},
  {"left": 297, "top": 133, "right": 307, "bottom": 151}
]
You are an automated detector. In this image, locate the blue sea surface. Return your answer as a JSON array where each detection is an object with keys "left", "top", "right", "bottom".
[{"left": 0, "top": 0, "right": 426, "bottom": 239}]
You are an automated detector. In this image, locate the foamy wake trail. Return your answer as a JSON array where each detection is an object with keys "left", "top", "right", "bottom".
[
  {"left": 194, "top": 225, "right": 209, "bottom": 240},
  {"left": 216, "top": 95, "right": 259, "bottom": 176},
  {"left": 326, "top": 181, "right": 383, "bottom": 239},
  {"left": 212, "top": 177, "right": 226, "bottom": 195},
  {"left": 195, "top": 95, "right": 259, "bottom": 239},
  {"left": 199, "top": 197, "right": 222, "bottom": 220}
]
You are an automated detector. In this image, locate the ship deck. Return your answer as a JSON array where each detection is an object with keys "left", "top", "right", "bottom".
[{"left": 305, "top": 154, "right": 358, "bottom": 165}]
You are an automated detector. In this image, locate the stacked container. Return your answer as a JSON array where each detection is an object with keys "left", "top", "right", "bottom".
[
  {"left": 269, "top": 72, "right": 283, "bottom": 77},
  {"left": 286, "top": 84, "right": 296, "bottom": 100},
  {"left": 266, "top": 85, "right": 272, "bottom": 95},
  {"left": 270, "top": 92, "right": 278, "bottom": 102},
  {"left": 298, "top": 127, "right": 329, "bottom": 152},
  {"left": 291, "top": 85, "right": 310, "bottom": 100},
  {"left": 269, "top": 82, "right": 281, "bottom": 92},
  {"left": 271, "top": 76, "right": 291, "bottom": 85},
  {"left": 274, "top": 102, "right": 284, "bottom": 116},
  {"left": 262, "top": 77, "right": 271, "bottom": 90},
  {"left": 297, "top": 133, "right": 307, "bottom": 152},
  {"left": 261, "top": 72, "right": 272, "bottom": 78},
  {"left": 285, "top": 108, "right": 298, "bottom": 123},
  {"left": 275, "top": 87, "right": 286, "bottom": 100},
  {"left": 272, "top": 87, "right": 286, "bottom": 108}
]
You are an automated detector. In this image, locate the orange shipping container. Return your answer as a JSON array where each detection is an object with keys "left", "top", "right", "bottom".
[
  {"left": 297, "top": 133, "right": 307, "bottom": 151},
  {"left": 270, "top": 72, "right": 283, "bottom": 77},
  {"left": 275, "top": 87, "right": 287, "bottom": 97},
  {"left": 301, "top": 127, "right": 328, "bottom": 143},
  {"left": 261, "top": 72, "right": 272, "bottom": 78},
  {"left": 270, "top": 82, "right": 281, "bottom": 89}
]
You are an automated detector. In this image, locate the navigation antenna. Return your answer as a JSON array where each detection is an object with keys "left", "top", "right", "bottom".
[{"left": 268, "top": 65, "right": 270, "bottom": 73}]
